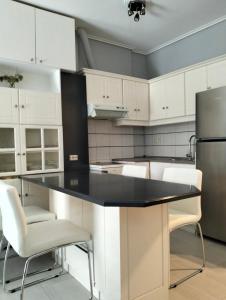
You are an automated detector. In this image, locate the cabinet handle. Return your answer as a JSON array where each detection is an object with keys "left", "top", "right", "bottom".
[
  {"left": 162, "top": 107, "right": 165, "bottom": 110},
  {"left": 22, "top": 153, "right": 26, "bottom": 156},
  {"left": 134, "top": 108, "right": 137, "bottom": 111},
  {"left": 14, "top": 104, "right": 18, "bottom": 108},
  {"left": 166, "top": 106, "right": 169, "bottom": 109},
  {"left": 30, "top": 58, "right": 34, "bottom": 62},
  {"left": 207, "top": 86, "right": 211, "bottom": 90},
  {"left": 40, "top": 59, "right": 43, "bottom": 63},
  {"left": 21, "top": 105, "right": 25, "bottom": 109},
  {"left": 17, "top": 153, "right": 21, "bottom": 156},
  {"left": 103, "top": 95, "right": 105, "bottom": 98},
  {"left": 106, "top": 96, "right": 109, "bottom": 99}
]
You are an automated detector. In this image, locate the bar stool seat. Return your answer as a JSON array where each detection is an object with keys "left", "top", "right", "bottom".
[
  {"left": 169, "top": 208, "right": 200, "bottom": 232},
  {"left": 17, "top": 220, "right": 90, "bottom": 258}
]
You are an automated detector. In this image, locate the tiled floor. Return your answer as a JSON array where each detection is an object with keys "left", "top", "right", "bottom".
[{"left": 1, "top": 230, "right": 226, "bottom": 300}]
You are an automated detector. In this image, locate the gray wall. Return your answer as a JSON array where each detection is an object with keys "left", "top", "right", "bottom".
[
  {"left": 147, "top": 20, "right": 226, "bottom": 78},
  {"left": 77, "top": 36, "right": 148, "bottom": 79}
]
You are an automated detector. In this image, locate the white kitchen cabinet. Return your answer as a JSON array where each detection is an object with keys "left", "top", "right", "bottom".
[
  {"left": 185, "top": 67, "right": 207, "bottom": 115},
  {"left": 0, "top": 0, "right": 35, "bottom": 64},
  {"left": 106, "top": 77, "right": 123, "bottom": 106},
  {"left": 207, "top": 59, "right": 226, "bottom": 90},
  {"left": 165, "top": 74, "right": 185, "bottom": 118},
  {"left": 0, "top": 88, "right": 19, "bottom": 124},
  {"left": 86, "top": 74, "right": 123, "bottom": 106},
  {"left": 19, "top": 90, "right": 62, "bottom": 125},
  {"left": 20, "top": 125, "right": 63, "bottom": 174},
  {"left": 150, "top": 74, "right": 185, "bottom": 121},
  {"left": 149, "top": 80, "right": 166, "bottom": 121},
  {"left": 0, "top": 125, "right": 21, "bottom": 176},
  {"left": 86, "top": 74, "right": 105, "bottom": 105},
  {"left": 36, "top": 9, "right": 76, "bottom": 71},
  {"left": 123, "top": 80, "right": 149, "bottom": 121}
]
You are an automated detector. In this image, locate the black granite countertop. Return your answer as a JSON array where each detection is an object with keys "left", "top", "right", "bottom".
[
  {"left": 113, "top": 156, "right": 195, "bottom": 165},
  {"left": 21, "top": 170, "right": 200, "bottom": 208}
]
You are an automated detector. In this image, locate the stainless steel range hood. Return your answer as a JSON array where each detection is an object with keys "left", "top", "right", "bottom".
[{"left": 87, "top": 104, "right": 128, "bottom": 120}]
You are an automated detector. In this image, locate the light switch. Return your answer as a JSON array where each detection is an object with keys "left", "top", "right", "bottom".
[{"left": 69, "top": 154, "right": 79, "bottom": 161}]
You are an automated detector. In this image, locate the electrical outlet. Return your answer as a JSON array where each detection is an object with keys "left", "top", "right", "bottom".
[{"left": 69, "top": 154, "right": 79, "bottom": 161}]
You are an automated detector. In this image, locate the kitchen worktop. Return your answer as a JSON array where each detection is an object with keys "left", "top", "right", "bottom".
[
  {"left": 113, "top": 156, "right": 195, "bottom": 164},
  {"left": 21, "top": 169, "right": 200, "bottom": 207}
]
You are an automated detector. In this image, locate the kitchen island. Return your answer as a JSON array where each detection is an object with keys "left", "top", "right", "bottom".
[{"left": 21, "top": 170, "right": 200, "bottom": 300}]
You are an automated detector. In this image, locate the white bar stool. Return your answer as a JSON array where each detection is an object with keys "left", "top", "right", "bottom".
[
  {"left": 0, "top": 196, "right": 56, "bottom": 261},
  {"left": 163, "top": 167, "right": 205, "bottom": 288},
  {"left": 122, "top": 164, "right": 147, "bottom": 178},
  {"left": 0, "top": 182, "right": 93, "bottom": 300}
]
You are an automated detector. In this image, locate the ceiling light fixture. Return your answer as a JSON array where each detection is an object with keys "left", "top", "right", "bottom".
[{"left": 127, "top": 0, "right": 146, "bottom": 22}]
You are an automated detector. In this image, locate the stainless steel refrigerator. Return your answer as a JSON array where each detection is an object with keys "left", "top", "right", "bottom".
[{"left": 196, "top": 86, "right": 226, "bottom": 242}]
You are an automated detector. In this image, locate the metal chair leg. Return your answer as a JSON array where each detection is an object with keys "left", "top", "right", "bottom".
[
  {"left": 0, "top": 234, "right": 5, "bottom": 261},
  {"left": 197, "top": 223, "right": 206, "bottom": 268},
  {"left": 86, "top": 242, "right": 94, "bottom": 300},
  {"left": 20, "top": 257, "right": 31, "bottom": 300},
  {"left": 170, "top": 223, "right": 206, "bottom": 289},
  {"left": 3, "top": 242, "right": 10, "bottom": 291}
]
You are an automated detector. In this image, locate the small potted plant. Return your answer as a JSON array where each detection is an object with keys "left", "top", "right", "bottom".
[{"left": 0, "top": 73, "right": 23, "bottom": 88}]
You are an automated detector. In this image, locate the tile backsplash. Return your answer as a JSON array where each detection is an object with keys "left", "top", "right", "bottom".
[
  {"left": 144, "top": 122, "right": 196, "bottom": 157},
  {"left": 88, "top": 120, "right": 145, "bottom": 162},
  {"left": 88, "top": 120, "right": 196, "bottom": 163}
]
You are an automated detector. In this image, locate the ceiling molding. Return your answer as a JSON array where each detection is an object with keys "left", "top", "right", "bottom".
[
  {"left": 145, "top": 15, "right": 226, "bottom": 55},
  {"left": 87, "top": 34, "right": 147, "bottom": 54},
  {"left": 87, "top": 15, "right": 226, "bottom": 56}
]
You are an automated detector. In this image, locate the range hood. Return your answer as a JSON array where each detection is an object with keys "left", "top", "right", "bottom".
[{"left": 87, "top": 104, "right": 128, "bottom": 120}]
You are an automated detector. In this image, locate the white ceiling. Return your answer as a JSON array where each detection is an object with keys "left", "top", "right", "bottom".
[{"left": 22, "top": 0, "right": 226, "bottom": 53}]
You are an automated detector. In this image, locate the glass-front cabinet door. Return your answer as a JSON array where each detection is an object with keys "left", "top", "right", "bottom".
[
  {"left": 20, "top": 125, "right": 63, "bottom": 174},
  {"left": 0, "top": 125, "right": 21, "bottom": 176}
]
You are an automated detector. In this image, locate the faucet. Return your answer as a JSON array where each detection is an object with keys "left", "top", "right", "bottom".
[{"left": 186, "top": 135, "right": 196, "bottom": 161}]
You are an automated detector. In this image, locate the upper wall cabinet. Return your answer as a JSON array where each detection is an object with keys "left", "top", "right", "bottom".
[
  {"left": 123, "top": 80, "right": 149, "bottom": 121},
  {"left": 0, "top": 87, "right": 62, "bottom": 126},
  {"left": 165, "top": 74, "right": 185, "bottom": 118},
  {"left": 0, "top": 88, "right": 19, "bottom": 124},
  {"left": 185, "top": 67, "right": 207, "bottom": 116},
  {"left": 207, "top": 60, "right": 226, "bottom": 90},
  {"left": 19, "top": 90, "right": 62, "bottom": 125},
  {"left": 86, "top": 74, "right": 123, "bottom": 106},
  {"left": 150, "top": 74, "right": 185, "bottom": 121},
  {"left": 0, "top": 1, "right": 35, "bottom": 64},
  {"left": 36, "top": 9, "right": 76, "bottom": 71},
  {"left": 0, "top": 2, "right": 76, "bottom": 71}
]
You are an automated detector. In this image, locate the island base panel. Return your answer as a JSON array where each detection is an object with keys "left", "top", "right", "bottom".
[{"left": 49, "top": 190, "right": 169, "bottom": 300}]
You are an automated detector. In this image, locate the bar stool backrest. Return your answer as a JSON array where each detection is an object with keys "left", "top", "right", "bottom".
[
  {"left": 163, "top": 168, "right": 202, "bottom": 217},
  {"left": 122, "top": 165, "right": 147, "bottom": 179},
  {"left": 0, "top": 181, "right": 27, "bottom": 254}
]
